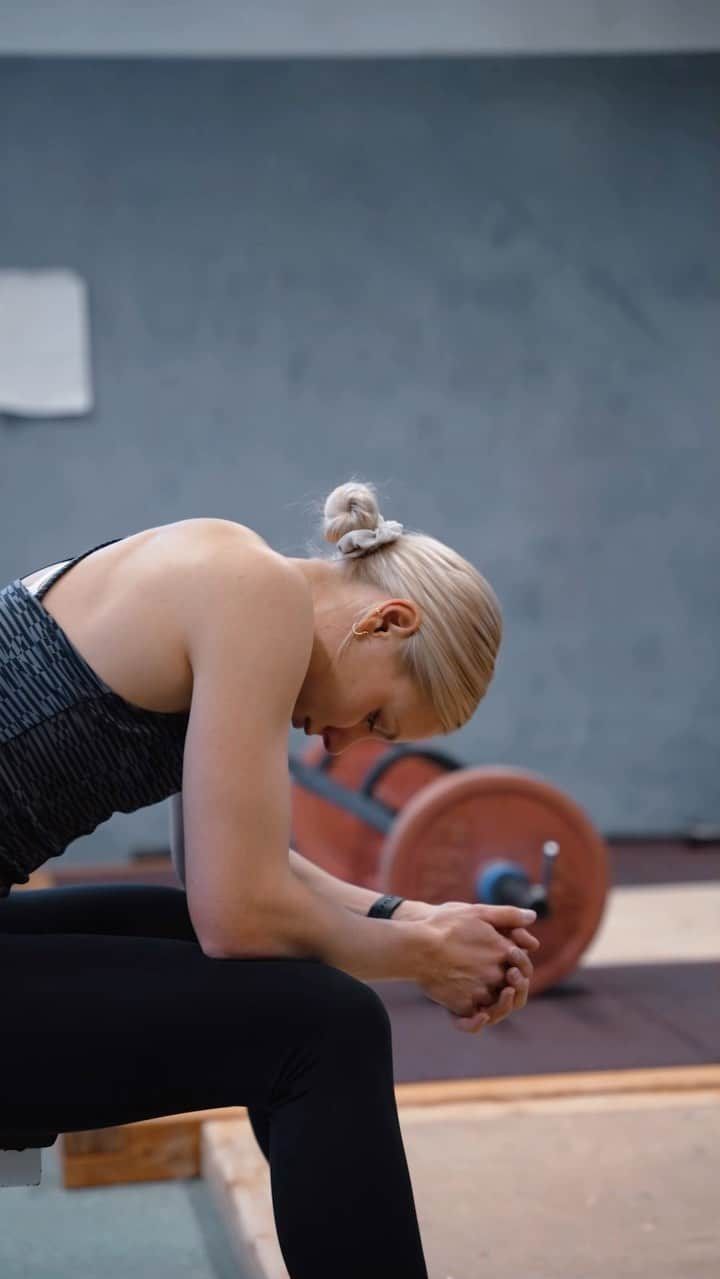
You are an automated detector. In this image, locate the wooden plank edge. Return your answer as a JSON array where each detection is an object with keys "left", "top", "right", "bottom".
[
  {"left": 60, "top": 1107, "right": 250, "bottom": 1188},
  {"left": 392, "top": 1064, "right": 720, "bottom": 1107},
  {"left": 60, "top": 1067, "right": 720, "bottom": 1187}
]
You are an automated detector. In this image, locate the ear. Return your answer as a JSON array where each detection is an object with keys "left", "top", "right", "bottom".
[{"left": 370, "top": 599, "right": 421, "bottom": 639}]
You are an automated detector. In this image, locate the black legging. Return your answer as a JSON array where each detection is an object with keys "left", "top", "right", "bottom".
[{"left": 0, "top": 884, "right": 428, "bottom": 1278}]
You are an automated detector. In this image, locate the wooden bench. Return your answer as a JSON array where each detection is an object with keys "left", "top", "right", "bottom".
[{"left": 0, "top": 1132, "right": 58, "bottom": 1186}]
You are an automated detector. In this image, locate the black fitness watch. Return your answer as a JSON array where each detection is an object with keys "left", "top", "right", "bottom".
[{"left": 367, "top": 894, "right": 405, "bottom": 919}]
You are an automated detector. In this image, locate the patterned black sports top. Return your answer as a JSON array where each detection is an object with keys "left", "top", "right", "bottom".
[{"left": 0, "top": 538, "right": 189, "bottom": 894}]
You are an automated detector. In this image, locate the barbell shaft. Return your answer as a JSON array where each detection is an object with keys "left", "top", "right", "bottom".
[{"left": 289, "top": 756, "right": 396, "bottom": 833}]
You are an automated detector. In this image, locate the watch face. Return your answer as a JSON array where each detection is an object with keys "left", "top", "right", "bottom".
[{"left": 370, "top": 895, "right": 402, "bottom": 917}]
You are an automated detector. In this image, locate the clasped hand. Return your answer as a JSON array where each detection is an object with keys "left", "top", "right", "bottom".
[{"left": 422, "top": 901, "right": 540, "bottom": 1035}]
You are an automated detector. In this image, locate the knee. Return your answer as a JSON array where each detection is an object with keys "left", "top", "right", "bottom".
[
  {"left": 266, "top": 966, "right": 395, "bottom": 1107},
  {"left": 312, "top": 966, "right": 392, "bottom": 1050}
]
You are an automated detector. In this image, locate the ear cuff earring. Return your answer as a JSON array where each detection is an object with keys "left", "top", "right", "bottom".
[{"left": 352, "top": 611, "right": 382, "bottom": 639}]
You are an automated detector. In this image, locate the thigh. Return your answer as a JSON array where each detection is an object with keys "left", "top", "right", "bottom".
[
  {"left": 0, "top": 924, "right": 354, "bottom": 1135},
  {"left": 0, "top": 883, "right": 198, "bottom": 942}
]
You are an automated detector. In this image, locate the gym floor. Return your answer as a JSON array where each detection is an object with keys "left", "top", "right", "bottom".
[
  {"left": 2, "top": 841, "right": 717, "bottom": 1279},
  {"left": 372, "top": 843, "right": 720, "bottom": 1083}
]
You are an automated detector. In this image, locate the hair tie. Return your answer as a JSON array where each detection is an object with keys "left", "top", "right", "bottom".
[{"left": 336, "top": 519, "right": 404, "bottom": 559}]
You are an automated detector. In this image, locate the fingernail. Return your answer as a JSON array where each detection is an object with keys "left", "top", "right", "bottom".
[{"left": 521, "top": 910, "right": 537, "bottom": 922}]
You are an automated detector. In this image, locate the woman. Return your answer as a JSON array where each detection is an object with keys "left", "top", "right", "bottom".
[{"left": 0, "top": 480, "right": 538, "bottom": 1279}]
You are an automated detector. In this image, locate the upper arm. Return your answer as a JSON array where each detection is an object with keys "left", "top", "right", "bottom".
[{"left": 178, "top": 545, "right": 312, "bottom": 954}]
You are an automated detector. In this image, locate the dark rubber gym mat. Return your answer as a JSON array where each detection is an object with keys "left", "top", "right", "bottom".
[
  {"left": 372, "top": 961, "right": 720, "bottom": 1083},
  {"left": 609, "top": 841, "right": 720, "bottom": 885}
]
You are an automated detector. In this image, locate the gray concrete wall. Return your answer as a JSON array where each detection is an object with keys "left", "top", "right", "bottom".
[
  {"left": 0, "top": 55, "right": 718, "bottom": 863},
  {"left": 2, "top": 0, "right": 720, "bottom": 55}
]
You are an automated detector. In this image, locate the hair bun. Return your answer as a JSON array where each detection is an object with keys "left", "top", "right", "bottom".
[{"left": 323, "top": 480, "right": 381, "bottom": 546}]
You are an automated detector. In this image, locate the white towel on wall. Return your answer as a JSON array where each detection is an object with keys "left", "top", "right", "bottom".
[{"left": 0, "top": 268, "right": 93, "bottom": 417}]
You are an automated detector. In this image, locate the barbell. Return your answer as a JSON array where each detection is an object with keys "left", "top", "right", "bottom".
[{"left": 289, "top": 740, "right": 610, "bottom": 995}]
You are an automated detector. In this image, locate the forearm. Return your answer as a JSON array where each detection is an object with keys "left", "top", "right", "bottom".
[
  {"left": 169, "top": 794, "right": 430, "bottom": 976},
  {"left": 288, "top": 847, "right": 427, "bottom": 922},
  {"left": 170, "top": 795, "right": 424, "bottom": 921},
  {"left": 206, "top": 866, "right": 432, "bottom": 983}
]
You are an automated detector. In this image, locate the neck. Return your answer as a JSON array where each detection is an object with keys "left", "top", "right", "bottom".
[{"left": 288, "top": 555, "right": 352, "bottom": 620}]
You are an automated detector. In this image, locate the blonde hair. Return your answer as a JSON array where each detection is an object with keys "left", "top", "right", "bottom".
[{"left": 317, "top": 479, "right": 503, "bottom": 734}]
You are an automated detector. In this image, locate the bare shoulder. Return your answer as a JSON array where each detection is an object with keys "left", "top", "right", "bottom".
[
  {"left": 174, "top": 518, "right": 313, "bottom": 688},
  {"left": 17, "top": 517, "right": 310, "bottom": 722}
]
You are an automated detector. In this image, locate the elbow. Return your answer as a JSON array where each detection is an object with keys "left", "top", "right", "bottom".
[
  {"left": 197, "top": 926, "right": 260, "bottom": 960},
  {"left": 202, "top": 946, "right": 235, "bottom": 961},
  {"left": 189, "top": 906, "right": 246, "bottom": 960},
  {"left": 187, "top": 890, "right": 257, "bottom": 959},
  {"left": 197, "top": 919, "right": 304, "bottom": 962},
  {"left": 194, "top": 914, "right": 276, "bottom": 961},
  {"left": 199, "top": 929, "right": 295, "bottom": 961},
  {"left": 198, "top": 935, "right": 230, "bottom": 960},
  {"left": 195, "top": 920, "right": 257, "bottom": 960},
  {"left": 189, "top": 876, "right": 301, "bottom": 961}
]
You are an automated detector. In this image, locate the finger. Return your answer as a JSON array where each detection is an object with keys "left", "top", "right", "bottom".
[
  {"left": 505, "top": 968, "right": 530, "bottom": 1011},
  {"left": 515, "top": 977, "right": 530, "bottom": 1011},
  {"left": 474, "top": 966, "right": 507, "bottom": 997},
  {"left": 451, "top": 1008, "right": 490, "bottom": 1035},
  {"left": 473, "top": 981, "right": 511, "bottom": 1020},
  {"left": 483, "top": 986, "right": 516, "bottom": 1026},
  {"left": 473, "top": 988, "right": 499, "bottom": 1007},
  {"left": 504, "top": 945, "right": 531, "bottom": 971},
  {"left": 509, "top": 948, "right": 533, "bottom": 979},
  {"left": 509, "top": 927, "right": 541, "bottom": 952},
  {"left": 477, "top": 905, "right": 537, "bottom": 931}
]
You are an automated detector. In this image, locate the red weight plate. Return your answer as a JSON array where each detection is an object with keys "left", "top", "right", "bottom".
[
  {"left": 379, "top": 766, "right": 610, "bottom": 995},
  {"left": 290, "top": 740, "right": 388, "bottom": 887},
  {"left": 290, "top": 741, "right": 451, "bottom": 890}
]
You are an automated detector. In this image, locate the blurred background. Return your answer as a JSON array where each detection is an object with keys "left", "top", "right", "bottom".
[
  {"left": 1, "top": 6, "right": 719, "bottom": 1279},
  {"left": 1, "top": 2, "right": 718, "bottom": 868}
]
